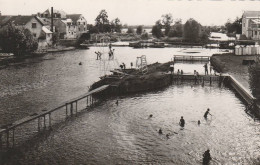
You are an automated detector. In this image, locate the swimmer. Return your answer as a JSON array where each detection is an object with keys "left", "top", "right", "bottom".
[
  {"left": 179, "top": 116, "right": 185, "bottom": 127},
  {"left": 116, "top": 100, "right": 118, "bottom": 106},
  {"left": 166, "top": 133, "right": 170, "bottom": 139},
  {"left": 158, "top": 128, "right": 163, "bottom": 134},
  {"left": 149, "top": 114, "right": 153, "bottom": 118},
  {"left": 198, "top": 120, "right": 201, "bottom": 125},
  {"left": 203, "top": 149, "right": 212, "bottom": 165}
]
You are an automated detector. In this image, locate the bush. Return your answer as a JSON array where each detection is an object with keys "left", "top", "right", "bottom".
[{"left": 0, "top": 23, "right": 38, "bottom": 56}]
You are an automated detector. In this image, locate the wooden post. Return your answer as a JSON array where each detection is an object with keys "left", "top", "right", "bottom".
[
  {"left": 49, "top": 113, "right": 52, "bottom": 129},
  {"left": 43, "top": 115, "right": 46, "bottom": 129},
  {"left": 38, "top": 117, "right": 41, "bottom": 132},
  {"left": 70, "top": 102, "right": 73, "bottom": 116},
  {"left": 6, "top": 130, "right": 9, "bottom": 148},
  {"left": 87, "top": 96, "right": 89, "bottom": 107},
  {"left": 92, "top": 95, "right": 94, "bottom": 105},
  {"left": 75, "top": 101, "right": 78, "bottom": 115},
  {"left": 0, "top": 133, "right": 2, "bottom": 148},
  {"left": 210, "top": 76, "right": 212, "bottom": 85},
  {"left": 12, "top": 129, "right": 15, "bottom": 147},
  {"left": 66, "top": 103, "right": 68, "bottom": 117}
]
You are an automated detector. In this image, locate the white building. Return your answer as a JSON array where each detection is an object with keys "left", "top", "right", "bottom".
[{"left": 242, "top": 11, "right": 260, "bottom": 40}]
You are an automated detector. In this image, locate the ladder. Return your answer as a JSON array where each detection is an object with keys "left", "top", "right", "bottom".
[{"left": 136, "top": 55, "right": 148, "bottom": 74}]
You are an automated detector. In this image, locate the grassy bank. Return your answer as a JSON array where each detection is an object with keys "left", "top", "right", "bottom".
[{"left": 211, "top": 53, "right": 260, "bottom": 116}]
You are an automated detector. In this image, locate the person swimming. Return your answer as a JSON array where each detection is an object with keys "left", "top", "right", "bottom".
[
  {"left": 179, "top": 116, "right": 185, "bottom": 127},
  {"left": 115, "top": 100, "right": 118, "bottom": 105},
  {"left": 198, "top": 120, "right": 201, "bottom": 125},
  {"left": 158, "top": 128, "right": 163, "bottom": 134},
  {"left": 149, "top": 114, "right": 153, "bottom": 118},
  {"left": 166, "top": 133, "right": 170, "bottom": 139},
  {"left": 203, "top": 149, "right": 212, "bottom": 165}
]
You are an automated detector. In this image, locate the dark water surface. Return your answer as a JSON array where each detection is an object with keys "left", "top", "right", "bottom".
[{"left": 0, "top": 47, "right": 259, "bottom": 164}]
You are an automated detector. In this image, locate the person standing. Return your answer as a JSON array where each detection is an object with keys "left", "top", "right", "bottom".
[
  {"left": 179, "top": 116, "right": 185, "bottom": 127},
  {"left": 204, "top": 63, "right": 208, "bottom": 75},
  {"left": 130, "top": 62, "right": 133, "bottom": 69},
  {"left": 170, "top": 63, "right": 174, "bottom": 74},
  {"left": 204, "top": 108, "right": 211, "bottom": 120}
]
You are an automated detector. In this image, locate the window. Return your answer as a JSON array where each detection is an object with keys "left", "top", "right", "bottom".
[
  {"left": 78, "top": 22, "right": 80, "bottom": 25},
  {"left": 78, "top": 28, "right": 80, "bottom": 31},
  {"left": 243, "top": 23, "right": 245, "bottom": 27},
  {"left": 255, "top": 31, "right": 257, "bottom": 35},
  {"left": 72, "top": 32, "right": 74, "bottom": 35},
  {"left": 83, "top": 22, "right": 85, "bottom": 25},
  {"left": 32, "top": 23, "right": 37, "bottom": 28},
  {"left": 84, "top": 28, "right": 85, "bottom": 31},
  {"left": 33, "top": 33, "right": 36, "bottom": 37},
  {"left": 45, "top": 14, "right": 48, "bottom": 17}
]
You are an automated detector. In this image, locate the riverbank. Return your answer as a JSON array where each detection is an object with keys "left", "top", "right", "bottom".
[
  {"left": 0, "top": 46, "right": 76, "bottom": 68},
  {"left": 210, "top": 53, "right": 255, "bottom": 93},
  {"left": 211, "top": 53, "right": 260, "bottom": 117}
]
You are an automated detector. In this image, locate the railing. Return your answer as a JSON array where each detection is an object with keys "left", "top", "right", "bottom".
[
  {"left": 0, "top": 85, "right": 109, "bottom": 149},
  {"left": 173, "top": 55, "right": 211, "bottom": 62}
]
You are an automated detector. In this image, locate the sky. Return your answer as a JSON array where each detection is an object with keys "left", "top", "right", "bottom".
[{"left": 1, "top": 0, "right": 260, "bottom": 26}]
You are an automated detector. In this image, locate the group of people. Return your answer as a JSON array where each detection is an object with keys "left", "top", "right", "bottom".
[
  {"left": 178, "top": 108, "right": 212, "bottom": 128},
  {"left": 154, "top": 108, "right": 213, "bottom": 164},
  {"left": 169, "top": 63, "right": 183, "bottom": 75},
  {"left": 178, "top": 108, "right": 212, "bottom": 164}
]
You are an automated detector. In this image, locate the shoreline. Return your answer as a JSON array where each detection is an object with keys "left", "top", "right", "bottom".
[{"left": 0, "top": 46, "right": 76, "bottom": 68}]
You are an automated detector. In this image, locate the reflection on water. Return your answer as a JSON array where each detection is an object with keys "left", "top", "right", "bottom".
[{"left": 6, "top": 84, "right": 260, "bottom": 165}]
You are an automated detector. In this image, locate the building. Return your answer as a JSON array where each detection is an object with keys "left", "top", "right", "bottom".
[
  {"left": 38, "top": 8, "right": 66, "bottom": 19},
  {"left": 39, "top": 9, "right": 88, "bottom": 39},
  {"left": 0, "top": 15, "right": 53, "bottom": 49},
  {"left": 242, "top": 11, "right": 260, "bottom": 40}
]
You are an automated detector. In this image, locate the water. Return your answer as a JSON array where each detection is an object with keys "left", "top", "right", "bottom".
[
  {"left": 6, "top": 84, "right": 260, "bottom": 165},
  {"left": 0, "top": 47, "right": 221, "bottom": 125},
  {"left": 0, "top": 47, "right": 259, "bottom": 164}
]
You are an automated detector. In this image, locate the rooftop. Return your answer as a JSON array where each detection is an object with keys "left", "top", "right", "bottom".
[{"left": 243, "top": 11, "right": 260, "bottom": 18}]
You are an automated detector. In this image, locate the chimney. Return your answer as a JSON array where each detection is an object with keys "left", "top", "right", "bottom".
[{"left": 51, "top": 7, "right": 53, "bottom": 32}]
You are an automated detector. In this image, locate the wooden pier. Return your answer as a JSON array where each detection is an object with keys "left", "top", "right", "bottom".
[
  {"left": 0, "top": 85, "right": 109, "bottom": 149},
  {"left": 173, "top": 55, "right": 211, "bottom": 62},
  {"left": 171, "top": 73, "right": 224, "bottom": 85}
]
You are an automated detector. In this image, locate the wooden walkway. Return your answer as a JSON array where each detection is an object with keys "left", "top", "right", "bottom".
[
  {"left": 170, "top": 73, "right": 223, "bottom": 85},
  {"left": 0, "top": 85, "right": 109, "bottom": 149},
  {"left": 173, "top": 55, "right": 211, "bottom": 62}
]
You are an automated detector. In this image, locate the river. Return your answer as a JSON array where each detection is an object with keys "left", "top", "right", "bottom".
[{"left": 0, "top": 47, "right": 259, "bottom": 164}]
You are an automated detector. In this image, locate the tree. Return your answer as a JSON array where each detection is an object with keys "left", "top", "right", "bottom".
[
  {"left": 136, "top": 25, "right": 143, "bottom": 35},
  {"left": 249, "top": 63, "right": 260, "bottom": 100},
  {"left": 127, "top": 27, "right": 135, "bottom": 34},
  {"left": 225, "top": 17, "right": 242, "bottom": 34},
  {"left": 162, "top": 13, "right": 173, "bottom": 36},
  {"left": 183, "top": 18, "right": 201, "bottom": 42},
  {"left": 110, "top": 18, "right": 122, "bottom": 33},
  {"left": 88, "top": 24, "right": 99, "bottom": 34},
  {"left": 152, "top": 25, "right": 163, "bottom": 38},
  {"left": 152, "top": 19, "right": 163, "bottom": 38},
  {"left": 0, "top": 23, "right": 38, "bottom": 56},
  {"left": 168, "top": 19, "right": 183, "bottom": 37},
  {"left": 95, "top": 9, "right": 109, "bottom": 33},
  {"left": 141, "top": 32, "right": 149, "bottom": 40}
]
